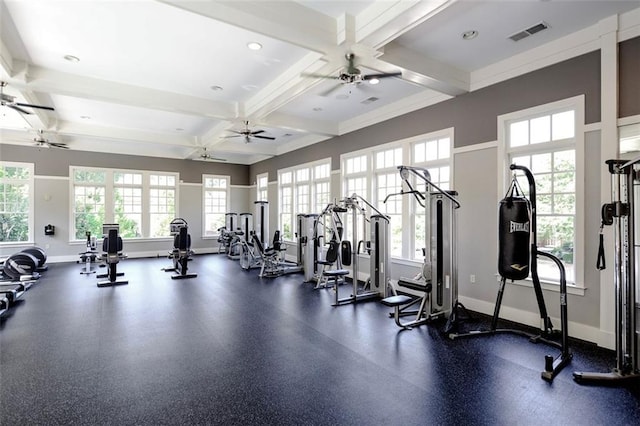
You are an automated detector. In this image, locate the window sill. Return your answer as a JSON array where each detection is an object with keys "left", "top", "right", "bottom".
[
  {"left": 501, "top": 274, "right": 586, "bottom": 296},
  {"left": 70, "top": 237, "right": 174, "bottom": 245}
]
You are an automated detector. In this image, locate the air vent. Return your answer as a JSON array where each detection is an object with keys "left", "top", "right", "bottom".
[
  {"left": 508, "top": 21, "right": 549, "bottom": 42},
  {"left": 361, "top": 97, "right": 379, "bottom": 105}
]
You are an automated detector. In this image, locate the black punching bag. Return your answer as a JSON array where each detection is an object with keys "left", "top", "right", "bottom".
[{"left": 498, "top": 196, "right": 531, "bottom": 280}]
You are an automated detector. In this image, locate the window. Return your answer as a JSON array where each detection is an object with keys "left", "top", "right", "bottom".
[
  {"left": 203, "top": 175, "right": 229, "bottom": 236},
  {"left": 73, "top": 169, "right": 106, "bottom": 240},
  {"left": 257, "top": 173, "right": 268, "bottom": 202},
  {"left": 412, "top": 133, "right": 452, "bottom": 260},
  {"left": 374, "top": 148, "right": 403, "bottom": 257},
  {"left": 278, "top": 159, "right": 331, "bottom": 241},
  {"left": 0, "top": 162, "right": 33, "bottom": 243},
  {"left": 150, "top": 174, "right": 177, "bottom": 237},
  {"left": 114, "top": 172, "right": 142, "bottom": 238},
  {"left": 71, "top": 167, "right": 178, "bottom": 240},
  {"left": 499, "top": 96, "right": 584, "bottom": 286}
]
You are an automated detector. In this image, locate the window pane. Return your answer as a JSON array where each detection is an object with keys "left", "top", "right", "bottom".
[
  {"left": 531, "top": 153, "right": 552, "bottom": 173},
  {"left": 426, "top": 140, "right": 438, "bottom": 161},
  {"left": 414, "top": 142, "right": 425, "bottom": 163},
  {"left": 510, "top": 120, "right": 529, "bottom": 147},
  {"left": 438, "top": 138, "right": 450, "bottom": 159},
  {"left": 552, "top": 111, "right": 575, "bottom": 140},
  {"left": 74, "top": 186, "right": 105, "bottom": 239},
  {"left": 554, "top": 150, "right": 575, "bottom": 172},
  {"left": 296, "top": 168, "right": 309, "bottom": 182},
  {"left": 74, "top": 170, "right": 105, "bottom": 183},
  {"left": 530, "top": 115, "right": 550, "bottom": 144}
]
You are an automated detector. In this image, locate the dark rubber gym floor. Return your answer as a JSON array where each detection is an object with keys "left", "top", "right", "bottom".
[{"left": 1, "top": 254, "right": 639, "bottom": 425}]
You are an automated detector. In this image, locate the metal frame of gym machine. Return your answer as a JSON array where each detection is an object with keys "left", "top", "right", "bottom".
[
  {"left": 449, "top": 164, "right": 571, "bottom": 382},
  {"left": 309, "top": 194, "right": 391, "bottom": 306},
  {"left": 383, "top": 165, "right": 465, "bottom": 331},
  {"left": 573, "top": 158, "right": 640, "bottom": 383}
]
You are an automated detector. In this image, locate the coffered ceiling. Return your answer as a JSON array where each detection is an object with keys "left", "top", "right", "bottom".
[{"left": 1, "top": 0, "right": 638, "bottom": 164}]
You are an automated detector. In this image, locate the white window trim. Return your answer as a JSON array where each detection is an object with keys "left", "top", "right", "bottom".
[
  {"left": 0, "top": 161, "right": 34, "bottom": 245},
  {"left": 69, "top": 166, "right": 179, "bottom": 241},
  {"left": 497, "top": 95, "right": 585, "bottom": 290},
  {"left": 202, "top": 174, "right": 230, "bottom": 239}
]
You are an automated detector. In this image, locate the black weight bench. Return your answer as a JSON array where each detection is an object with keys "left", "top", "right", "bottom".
[{"left": 381, "top": 278, "right": 432, "bottom": 329}]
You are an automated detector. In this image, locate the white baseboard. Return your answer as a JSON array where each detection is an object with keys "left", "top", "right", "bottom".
[
  {"left": 47, "top": 247, "right": 221, "bottom": 264},
  {"left": 458, "top": 296, "right": 614, "bottom": 350}
]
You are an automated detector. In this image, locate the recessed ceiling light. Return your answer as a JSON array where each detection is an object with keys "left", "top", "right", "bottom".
[
  {"left": 64, "top": 55, "right": 80, "bottom": 62},
  {"left": 368, "top": 78, "right": 380, "bottom": 85},
  {"left": 462, "top": 30, "right": 478, "bottom": 40},
  {"left": 247, "top": 42, "right": 262, "bottom": 51},
  {"left": 210, "top": 85, "right": 223, "bottom": 91},
  {"left": 242, "top": 84, "right": 258, "bottom": 91},
  {"left": 313, "top": 107, "right": 323, "bottom": 112},
  {"left": 80, "top": 115, "right": 91, "bottom": 119}
]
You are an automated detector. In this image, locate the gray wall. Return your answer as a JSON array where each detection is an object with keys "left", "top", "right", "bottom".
[
  {"left": 0, "top": 144, "right": 249, "bottom": 184},
  {"left": 619, "top": 36, "right": 640, "bottom": 118}
]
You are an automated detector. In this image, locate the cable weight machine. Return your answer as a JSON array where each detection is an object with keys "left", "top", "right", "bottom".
[
  {"left": 382, "top": 165, "right": 466, "bottom": 331},
  {"left": 574, "top": 158, "right": 640, "bottom": 383},
  {"left": 305, "top": 194, "right": 391, "bottom": 305}
]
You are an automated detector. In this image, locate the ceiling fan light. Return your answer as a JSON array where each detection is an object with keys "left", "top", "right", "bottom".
[
  {"left": 462, "top": 30, "right": 478, "bottom": 40},
  {"left": 368, "top": 78, "right": 380, "bottom": 85}
]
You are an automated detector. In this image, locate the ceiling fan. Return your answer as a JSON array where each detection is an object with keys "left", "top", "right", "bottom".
[
  {"left": 198, "top": 147, "right": 226, "bottom": 162},
  {"left": 303, "top": 53, "right": 402, "bottom": 96},
  {"left": 223, "top": 120, "right": 275, "bottom": 144},
  {"left": 1, "top": 81, "right": 55, "bottom": 115},
  {"left": 33, "top": 130, "right": 68, "bottom": 149}
]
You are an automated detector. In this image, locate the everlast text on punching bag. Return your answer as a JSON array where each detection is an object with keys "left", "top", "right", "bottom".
[{"left": 498, "top": 196, "right": 531, "bottom": 280}]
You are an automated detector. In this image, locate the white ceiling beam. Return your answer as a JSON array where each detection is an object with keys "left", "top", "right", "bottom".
[
  {"left": 261, "top": 111, "right": 338, "bottom": 137},
  {"left": 156, "top": 0, "right": 337, "bottom": 52},
  {"left": 356, "top": 0, "right": 456, "bottom": 48},
  {"left": 375, "top": 42, "right": 469, "bottom": 96},
  {"left": 19, "top": 65, "right": 236, "bottom": 120},
  {"left": 56, "top": 121, "right": 196, "bottom": 148},
  {"left": 242, "top": 51, "right": 324, "bottom": 118}
]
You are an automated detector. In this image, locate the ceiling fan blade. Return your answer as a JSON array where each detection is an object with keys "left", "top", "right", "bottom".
[
  {"left": 8, "top": 104, "right": 32, "bottom": 114},
  {"left": 16, "top": 102, "right": 55, "bottom": 111},
  {"left": 249, "top": 130, "right": 265, "bottom": 135},
  {"left": 252, "top": 135, "right": 275, "bottom": 140},
  {"left": 363, "top": 72, "right": 402, "bottom": 80},
  {"left": 49, "top": 142, "right": 69, "bottom": 149},
  {"left": 301, "top": 72, "right": 341, "bottom": 80}
]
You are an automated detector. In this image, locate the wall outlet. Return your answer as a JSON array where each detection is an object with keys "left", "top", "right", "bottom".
[{"left": 470, "top": 274, "right": 476, "bottom": 283}]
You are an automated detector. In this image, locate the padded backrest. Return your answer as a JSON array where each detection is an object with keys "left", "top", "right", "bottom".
[
  {"left": 324, "top": 240, "right": 340, "bottom": 264},
  {"left": 252, "top": 233, "right": 266, "bottom": 255},
  {"left": 103, "top": 229, "right": 122, "bottom": 257},
  {"left": 272, "top": 230, "right": 282, "bottom": 250},
  {"left": 174, "top": 226, "right": 190, "bottom": 250}
]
